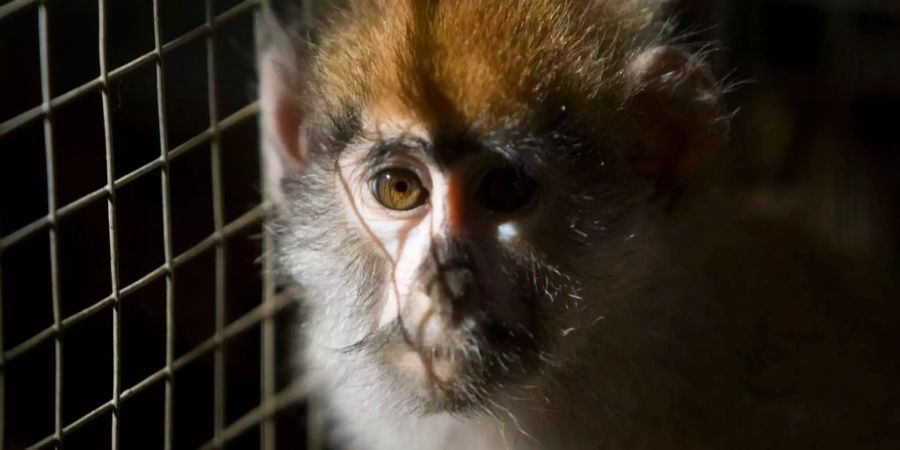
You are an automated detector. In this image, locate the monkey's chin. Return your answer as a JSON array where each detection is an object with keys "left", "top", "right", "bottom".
[
  {"left": 372, "top": 319, "right": 543, "bottom": 413},
  {"left": 395, "top": 349, "right": 464, "bottom": 386},
  {"left": 389, "top": 349, "right": 492, "bottom": 414}
]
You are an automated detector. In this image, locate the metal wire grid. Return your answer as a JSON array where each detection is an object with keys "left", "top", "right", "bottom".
[{"left": 0, "top": 0, "right": 305, "bottom": 448}]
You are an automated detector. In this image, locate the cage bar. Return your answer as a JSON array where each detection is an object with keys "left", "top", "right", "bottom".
[
  {"left": 36, "top": 0, "right": 65, "bottom": 447},
  {"left": 204, "top": 0, "right": 229, "bottom": 447},
  {"left": 0, "top": 0, "right": 39, "bottom": 20},
  {"left": 150, "top": 0, "right": 177, "bottom": 448},
  {"left": 96, "top": 0, "right": 124, "bottom": 447},
  {"left": 199, "top": 381, "right": 308, "bottom": 450}
]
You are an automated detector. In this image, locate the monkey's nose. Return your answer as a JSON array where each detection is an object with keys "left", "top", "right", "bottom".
[
  {"left": 419, "top": 240, "right": 478, "bottom": 298},
  {"left": 444, "top": 171, "right": 472, "bottom": 236}
]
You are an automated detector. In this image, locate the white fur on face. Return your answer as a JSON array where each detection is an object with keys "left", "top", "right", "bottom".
[{"left": 335, "top": 117, "right": 452, "bottom": 340}]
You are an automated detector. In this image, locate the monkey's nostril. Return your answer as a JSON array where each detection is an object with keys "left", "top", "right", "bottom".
[
  {"left": 437, "top": 255, "right": 476, "bottom": 272},
  {"left": 439, "top": 269, "right": 473, "bottom": 299}
]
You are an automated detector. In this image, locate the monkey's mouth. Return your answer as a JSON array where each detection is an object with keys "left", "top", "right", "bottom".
[{"left": 364, "top": 314, "right": 544, "bottom": 413}]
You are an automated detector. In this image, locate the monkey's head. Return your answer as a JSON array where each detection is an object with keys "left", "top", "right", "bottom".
[{"left": 261, "top": 0, "right": 724, "bottom": 414}]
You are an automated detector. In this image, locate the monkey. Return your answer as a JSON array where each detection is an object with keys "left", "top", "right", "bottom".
[{"left": 258, "top": 1, "right": 900, "bottom": 449}]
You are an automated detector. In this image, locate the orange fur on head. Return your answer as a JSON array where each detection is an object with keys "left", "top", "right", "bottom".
[{"left": 308, "top": 0, "right": 668, "bottom": 136}]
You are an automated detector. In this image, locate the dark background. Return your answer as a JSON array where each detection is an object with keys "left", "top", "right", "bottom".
[
  {"left": 677, "top": 0, "right": 899, "bottom": 266},
  {"left": 1, "top": 0, "right": 898, "bottom": 449}
]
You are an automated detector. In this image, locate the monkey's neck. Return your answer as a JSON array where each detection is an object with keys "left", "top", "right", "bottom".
[{"left": 316, "top": 366, "right": 699, "bottom": 450}]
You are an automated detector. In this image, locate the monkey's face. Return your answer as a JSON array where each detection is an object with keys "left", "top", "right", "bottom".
[
  {"left": 334, "top": 121, "right": 565, "bottom": 412},
  {"left": 263, "top": 0, "right": 724, "bottom": 416},
  {"left": 278, "top": 107, "right": 650, "bottom": 414}
]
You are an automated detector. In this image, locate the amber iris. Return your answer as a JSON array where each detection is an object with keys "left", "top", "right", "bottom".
[{"left": 372, "top": 168, "right": 428, "bottom": 211}]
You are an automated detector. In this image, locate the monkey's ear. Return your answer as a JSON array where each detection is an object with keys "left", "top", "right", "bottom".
[
  {"left": 260, "top": 50, "right": 307, "bottom": 200},
  {"left": 625, "top": 46, "right": 726, "bottom": 188}
]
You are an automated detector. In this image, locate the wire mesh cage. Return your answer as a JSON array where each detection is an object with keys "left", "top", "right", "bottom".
[{"left": 0, "top": 0, "right": 307, "bottom": 448}]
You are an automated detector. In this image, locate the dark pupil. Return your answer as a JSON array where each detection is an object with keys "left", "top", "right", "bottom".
[
  {"left": 394, "top": 180, "right": 408, "bottom": 193},
  {"left": 478, "top": 167, "right": 535, "bottom": 213}
]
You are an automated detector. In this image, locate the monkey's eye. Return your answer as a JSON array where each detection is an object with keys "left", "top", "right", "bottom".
[
  {"left": 476, "top": 167, "right": 537, "bottom": 214},
  {"left": 371, "top": 168, "right": 428, "bottom": 211}
]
